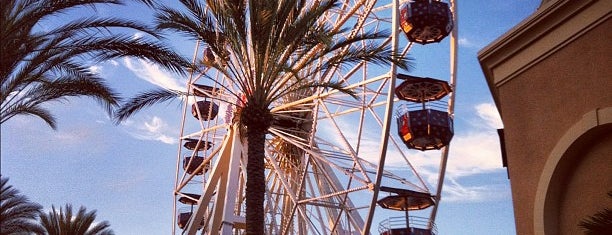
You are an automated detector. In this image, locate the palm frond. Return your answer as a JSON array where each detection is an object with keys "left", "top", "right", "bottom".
[
  {"left": 133, "top": 0, "right": 156, "bottom": 8},
  {"left": 155, "top": 1, "right": 216, "bottom": 42},
  {"left": 29, "top": 76, "right": 121, "bottom": 113},
  {"left": 1, "top": 0, "right": 192, "bottom": 128},
  {"left": 0, "top": 104, "right": 57, "bottom": 129},
  {"left": 579, "top": 191, "right": 612, "bottom": 235},
  {"left": 1, "top": 73, "right": 120, "bottom": 129},
  {"left": 40, "top": 35, "right": 188, "bottom": 74},
  {"left": 322, "top": 42, "right": 412, "bottom": 71},
  {"left": 85, "top": 220, "right": 113, "bottom": 235},
  {"left": 579, "top": 208, "right": 612, "bottom": 235},
  {"left": 0, "top": 177, "right": 45, "bottom": 234},
  {"left": 40, "top": 204, "right": 114, "bottom": 235},
  {"left": 114, "top": 88, "right": 183, "bottom": 123},
  {"left": 46, "top": 17, "right": 163, "bottom": 39},
  {"left": 308, "top": 81, "right": 357, "bottom": 98}
]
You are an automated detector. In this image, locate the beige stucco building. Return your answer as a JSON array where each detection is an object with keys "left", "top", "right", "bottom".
[{"left": 478, "top": 0, "right": 611, "bottom": 234}]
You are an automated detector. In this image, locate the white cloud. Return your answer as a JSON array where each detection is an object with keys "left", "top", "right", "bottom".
[
  {"left": 87, "top": 60, "right": 120, "bottom": 77},
  {"left": 475, "top": 102, "right": 503, "bottom": 129},
  {"left": 374, "top": 128, "right": 504, "bottom": 203},
  {"left": 89, "top": 65, "right": 102, "bottom": 74},
  {"left": 122, "top": 116, "right": 177, "bottom": 144},
  {"left": 432, "top": 102, "right": 506, "bottom": 202},
  {"left": 132, "top": 32, "right": 144, "bottom": 40},
  {"left": 313, "top": 101, "right": 507, "bottom": 202},
  {"left": 122, "top": 57, "right": 186, "bottom": 91},
  {"left": 458, "top": 37, "right": 474, "bottom": 47},
  {"left": 1, "top": 114, "right": 112, "bottom": 157},
  {"left": 446, "top": 131, "right": 502, "bottom": 175},
  {"left": 441, "top": 177, "right": 510, "bottom": 202},
  {"left": 458, "top": 37, "right": 490, "bottom": 50}
]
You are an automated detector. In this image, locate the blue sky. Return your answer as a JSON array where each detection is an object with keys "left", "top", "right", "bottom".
[{"left": 1, "top": 1, "right": 541, "bottom": 234}]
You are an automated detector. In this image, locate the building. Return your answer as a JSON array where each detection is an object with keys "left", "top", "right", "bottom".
[{"left": 478, "top": 0, "right": 611, "bottom": 234}]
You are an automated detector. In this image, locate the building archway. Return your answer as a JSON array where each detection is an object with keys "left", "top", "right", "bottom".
[{"left": 534, "top": 107, "right": 612, "bottom": 235}]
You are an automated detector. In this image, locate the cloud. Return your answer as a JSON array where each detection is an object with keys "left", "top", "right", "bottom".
[
  {"left": 435, "top": 102, "right": 506, "bottom": 202},
  {"left": 312, "top": 101, "right": 508, "bottom": 202},
  {"left": 89, "top": 65, "right": 102, "bottom": 74},
  {"left": 381, "top": 128, "right": 504, "bottom": 202},
  {"left": 122, "top": 58, "right": 186, "bottom": 91},
  {"left": 87, "top": 60, "right": 120, "bottom": 77},
  {"left": 458, "top": 37, "right": 481, "bottom": 49},
  {"left": 132, "top": 32, "right": 144, "bottom": 40},
  {"left": 1, "top": 114, "right": 112, "bottom": 157},
  {"left": 120, "top": 57, "right": 191, "bottom": 144},
  {"left": 446, "top": 131, "right": 502, "bottom": 176},
  {"left": 441, "top": 177, "right": 510, "bottom": 202},
  {"left": 122, "top": 116, "right": 177, "bottom": 144},
  {"left": 475, "top": 103, "right": 503, "bottom": 129}
]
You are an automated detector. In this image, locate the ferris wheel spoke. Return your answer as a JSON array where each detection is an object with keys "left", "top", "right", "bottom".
[
  {"left": 308, "top": 158, "right": 368, "bottom": 234},
  {"left": 270, "top": 73, "right": 390, "bottom": 113},
  {"left": 264, "top": 139, "right": 342, "bottom": 234},
  {"left": 268, "top": 128, "right": 371, "bottom": 186},
  {"left": 315, "top": 134, "right": 428, "bottom": 193},
  {"left": 266, "top": 127, "right": 376, "bottom": 228},
  {"left": 263, "top": 175, "right": 289, "bottom": 234},
  {"left": 318, "top": 73, "right": 432, "bottom": 193},
  {"left": 318, "top": 99, "right": 373, "bottom": 180},
  {"left": 180, "top": 123, "right": 227, "bottom": 140},
  {"left": 387, "top": 135, "right": 432, "bottom": 191},
  {"left": 302, "top": 171, "right": 342, "bottom": 235},
  {"left": 263, "top": 149, "right": 303, "bottom": 205}
]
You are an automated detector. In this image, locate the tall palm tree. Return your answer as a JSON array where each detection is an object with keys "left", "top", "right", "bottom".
[
  {"left": 0, "top": 176, "right": 45, "bottom": 234},
  {"left": 115, "top": 0, "right": 410, "bottom": 233},
  {"left": 40, "top": 204, "right": 114, "bottom": 235},
  {"left": 0, "top": 0, "right": 189, "bottom": 129}
]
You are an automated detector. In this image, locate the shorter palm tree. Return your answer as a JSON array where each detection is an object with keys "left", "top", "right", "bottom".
[
  {"left": 40, "top": 204, "right": 114, "bottom": 235},
  {"left": 0, "top": 176, "right": 45, "bottom": 234}
]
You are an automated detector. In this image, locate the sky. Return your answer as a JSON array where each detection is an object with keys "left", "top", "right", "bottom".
[{"left": 1, "top": 1, "right": 541, "bottom": 234}]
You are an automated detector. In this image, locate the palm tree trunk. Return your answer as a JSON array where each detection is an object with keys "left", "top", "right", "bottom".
[
  {"left": 245, "top": 126, "right": 266, "bottom": 234},
  {"left": 242, "top": 104, "right": 272, "bottom": 235}
]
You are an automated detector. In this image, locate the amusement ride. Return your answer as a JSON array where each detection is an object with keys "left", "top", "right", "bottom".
[{"left": 171, "top": 0, "right": 458, "bottom": 234}]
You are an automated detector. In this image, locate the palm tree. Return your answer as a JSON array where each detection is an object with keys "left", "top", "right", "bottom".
[
  {"left": 0, "top": 0, "right": 189, "bottom": 129},
  {"left": 40, "top": 204, "right": 114, "bottom": 235},
  {"left": 578, "top": 191, "right": 612, "bottom": 235},
  {"left": 115, "top": 0, "right": 410, "bottom": 233},
  {"left": 0, "top": 176, "right": 45, "bottom": 234}
]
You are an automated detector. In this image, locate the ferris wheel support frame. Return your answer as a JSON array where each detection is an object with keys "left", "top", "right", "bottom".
[
  {"left": 171, "top": 41, "right": 203, "bottom": 235},
  {"left": 361, "top": 0, "right": 401, "bottom": 234},
  {"left": 185, "top": 125, "right": 245, "bottom": 234},
  {"left": 428, "top": 0, "right": 458, "bottom": 228}
]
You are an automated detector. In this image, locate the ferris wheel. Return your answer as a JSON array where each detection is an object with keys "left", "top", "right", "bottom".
[{"left": 171, "top": 0, "right": 457, "bottom": 234}]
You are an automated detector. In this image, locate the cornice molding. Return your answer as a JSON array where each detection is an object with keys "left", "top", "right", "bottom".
[{"left": 478, "top": 0, "right": 611, "bottom": 110}]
